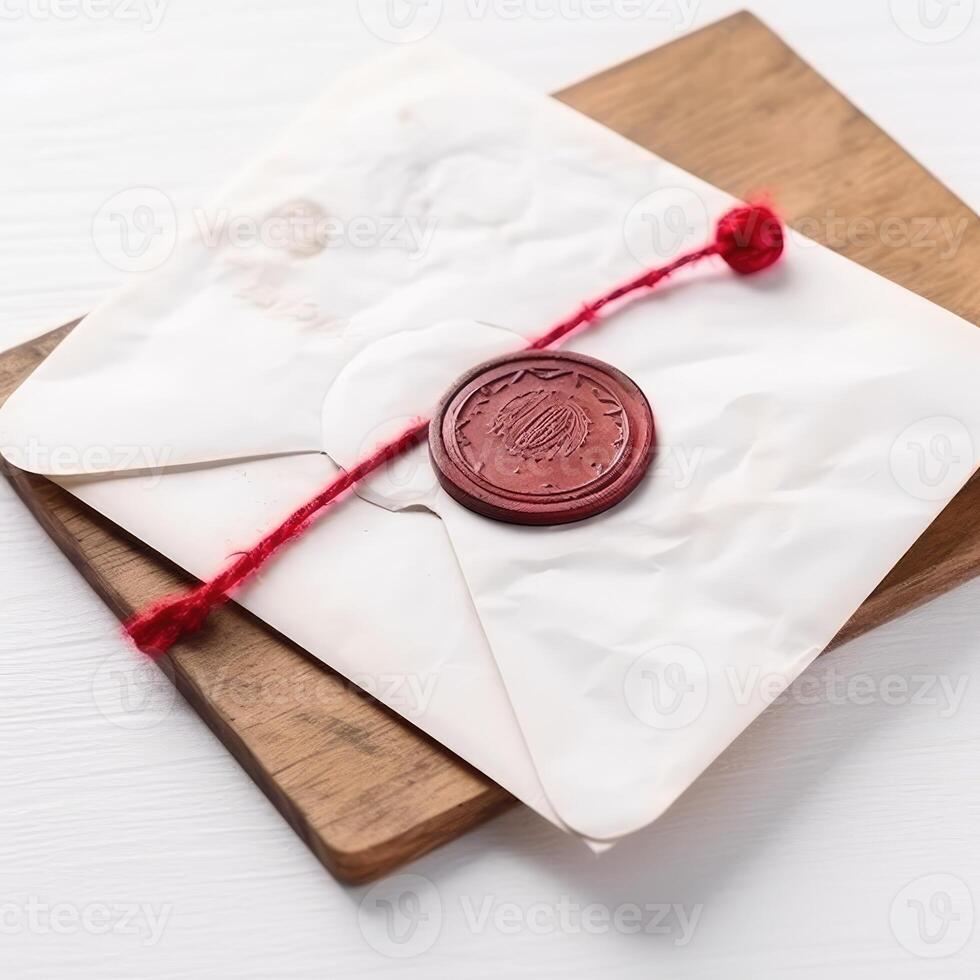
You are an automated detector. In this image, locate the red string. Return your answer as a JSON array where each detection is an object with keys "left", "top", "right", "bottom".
[
  {"left": 127, "top": 204, "right": 784, "bottom": 655},
  {"left": 127, "top": 420, "right": 429, "bottom": 654}
]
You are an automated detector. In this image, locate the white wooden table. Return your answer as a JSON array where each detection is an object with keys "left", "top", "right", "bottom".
[{"left": 2, "top": 3, "right": 978, "bottom": 977}]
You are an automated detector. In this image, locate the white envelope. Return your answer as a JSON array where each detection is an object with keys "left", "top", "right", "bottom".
[{"left": 3, "top": 45, "right": 980, "bottom": 845}]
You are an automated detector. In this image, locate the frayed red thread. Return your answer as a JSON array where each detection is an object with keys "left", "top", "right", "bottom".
[
  {"left": 127, "top": 420, "right": 428, "bottom": 655},
  {"left": 126, "top": 203, "right": 783, "bottom": 656}
]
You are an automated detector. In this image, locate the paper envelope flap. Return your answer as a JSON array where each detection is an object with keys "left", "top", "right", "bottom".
[
  {"left": 0, "top": 249, "right": 349, "bottom": 477},
  {"left": 320, "top": 318, "right": 525, "bottom": 508}
]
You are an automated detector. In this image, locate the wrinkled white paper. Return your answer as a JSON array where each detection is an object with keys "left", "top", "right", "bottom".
[{"left": 2, "top": 45, "right": 979, "bottom": 844}]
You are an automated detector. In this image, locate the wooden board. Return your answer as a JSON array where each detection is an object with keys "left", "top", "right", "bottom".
[{"left": 2, "top": 11, "right": 978, "bottom": 882}]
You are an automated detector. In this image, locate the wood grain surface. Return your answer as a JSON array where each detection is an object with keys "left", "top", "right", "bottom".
[{"left": 2, "top": 10, "right": 977, "bottom": 882}]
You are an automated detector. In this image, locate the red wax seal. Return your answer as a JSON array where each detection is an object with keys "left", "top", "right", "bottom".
[{"left": 429, "top": 350, "right": 656, "bottom": 525}]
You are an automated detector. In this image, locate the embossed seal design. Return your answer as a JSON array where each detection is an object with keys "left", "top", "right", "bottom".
[
  {"left": 489, "top": 388, "right": 591, "bottom": 462},
  {"left": 430, "top": 350, "right": 656, "bottom": 525}
]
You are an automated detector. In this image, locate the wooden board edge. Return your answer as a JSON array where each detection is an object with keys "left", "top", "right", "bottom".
[
  {"left": 1, "top": 448, "right": 514, "bottom": 883},
  {"left": 168, "top": 642, "right": 514, "bottom": 883}
]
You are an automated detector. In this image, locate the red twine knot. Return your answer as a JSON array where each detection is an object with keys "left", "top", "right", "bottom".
[
  {"left": 126, "top": 585, "right": 217, "bottom": 657},
  {"left": 714, "top": 204, "right": 784, "bottom": 276}
]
